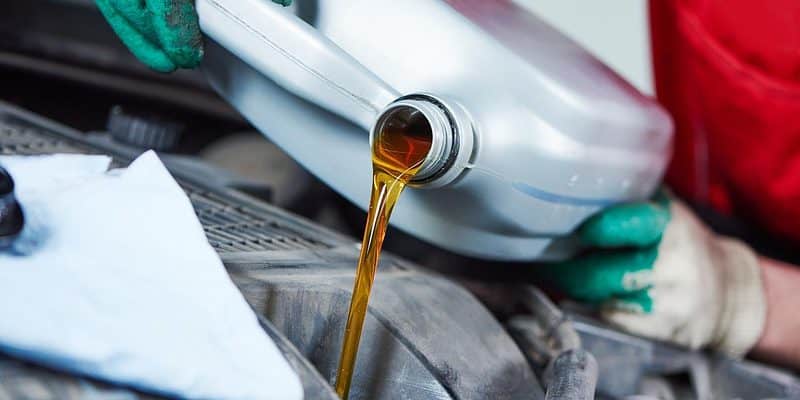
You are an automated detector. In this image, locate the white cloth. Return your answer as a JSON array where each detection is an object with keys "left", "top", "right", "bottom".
[
  {"left": 603, "top": 201, "right": 767, "bottom": 357},
  {"left": 0, "top": 151, "right": 303, "bottom": 400}
]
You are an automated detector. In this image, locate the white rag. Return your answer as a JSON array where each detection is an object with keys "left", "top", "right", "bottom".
[{"left": 0, "top": 151, "right": 303, "bottom": 400}]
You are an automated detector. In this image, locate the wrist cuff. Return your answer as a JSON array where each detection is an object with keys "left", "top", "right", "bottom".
[{"left": 712, "top": 238, "right": 767, "bottom": 357}]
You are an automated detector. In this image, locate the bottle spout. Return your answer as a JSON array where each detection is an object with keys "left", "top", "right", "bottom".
[{"left": 371, "top": 95, "right": 475, "bottom": 188}]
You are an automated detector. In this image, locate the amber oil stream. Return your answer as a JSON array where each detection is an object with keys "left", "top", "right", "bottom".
[{"left": 334, "top": 109, "right": 434, "bottom": 398}]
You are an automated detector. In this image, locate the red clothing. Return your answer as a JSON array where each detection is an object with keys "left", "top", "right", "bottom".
[{"left": 650, "top": 0, "right": 800, "bottom": 244}]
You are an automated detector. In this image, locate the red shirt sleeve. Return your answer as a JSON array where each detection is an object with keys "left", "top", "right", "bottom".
[{"left": 650, "top": 0, "right": 800, "bottom": 244}]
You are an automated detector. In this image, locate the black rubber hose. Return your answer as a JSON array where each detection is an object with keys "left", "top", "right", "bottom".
[{"left": 544, "top": 349, "right": 598, "bottom": 400}]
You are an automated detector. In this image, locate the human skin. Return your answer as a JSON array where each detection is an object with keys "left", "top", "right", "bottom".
[{"left": 751, "top": 257, "right": 800, "bottom": 370}]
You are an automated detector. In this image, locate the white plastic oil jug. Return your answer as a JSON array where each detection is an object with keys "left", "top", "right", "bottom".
[{"left": 197, "top": 0, "right": 673, "bottom": 261}]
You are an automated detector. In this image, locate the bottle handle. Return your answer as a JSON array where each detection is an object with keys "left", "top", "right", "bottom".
[{"left": 197, "top": 0, "right": 400, "bottom": 130}]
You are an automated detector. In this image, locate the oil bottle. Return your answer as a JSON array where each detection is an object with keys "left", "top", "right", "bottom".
[{"left": 200, "top": 0, "right": 673, "bottom": 262}]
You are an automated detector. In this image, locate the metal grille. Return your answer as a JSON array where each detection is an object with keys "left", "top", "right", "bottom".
[
  {"left": 0, "top": 115, "right": 331, "bottom": 253},
  {"left": 186, "top": 187, "right": 327, "bottom": 252},
  {"left": 0, "top": 120, "right": 94, "bottom": 155}
]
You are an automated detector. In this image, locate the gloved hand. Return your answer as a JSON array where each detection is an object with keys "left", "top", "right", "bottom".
[
  {"left": 96, "top": 0, "right": 292, "bottom": 72},
  {"left": 537, "top": 192, "right": 767, "bottom": 356}
]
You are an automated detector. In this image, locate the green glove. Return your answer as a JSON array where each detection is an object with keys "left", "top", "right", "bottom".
[
  {"left": 96, "top": 0, "right": 292, "bottom": 72},
  {"left": 536, "top": 190, "right": 671, "bottom": 312}
]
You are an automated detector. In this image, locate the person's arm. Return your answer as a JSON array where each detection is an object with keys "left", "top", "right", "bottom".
[{"left": 752, "top": 257, "right": 800, "bottom": 369}]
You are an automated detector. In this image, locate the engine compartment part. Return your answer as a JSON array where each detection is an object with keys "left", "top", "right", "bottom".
[
  {"left": 0, "top": 165, "right": 23, "bottom": 248},
  {"left": 106, "top": 105, "right": 184, "bottom": 151},
  {"left": 199, "top": 132, "right": 314, "bottom": 208},
  {"left": 506, "top": 286, "right": 597, "bottom": 400}
]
